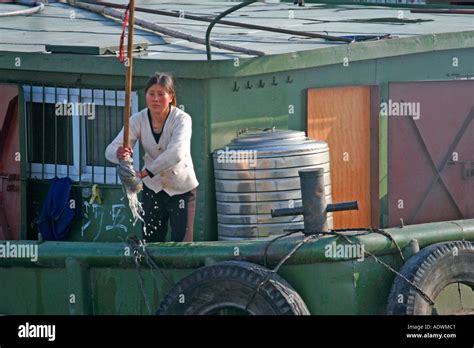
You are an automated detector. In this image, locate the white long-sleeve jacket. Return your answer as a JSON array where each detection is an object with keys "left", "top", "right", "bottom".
[{"left": 105, "top": 106, "right": 199, "bottom": 196}]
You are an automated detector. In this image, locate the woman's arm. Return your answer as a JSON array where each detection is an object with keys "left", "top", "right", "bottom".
[{"left": 104, "top": 113, "right": 142, "bottom": 164}]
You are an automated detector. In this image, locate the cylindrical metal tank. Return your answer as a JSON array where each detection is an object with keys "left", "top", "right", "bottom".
[{"left": 213, "top": 129, "right": 332, "bottom": 240}]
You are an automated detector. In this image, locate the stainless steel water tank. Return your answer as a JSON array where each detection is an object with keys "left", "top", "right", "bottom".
[{"left": 213, "top": 129, "right": 332, "bottom": 240}]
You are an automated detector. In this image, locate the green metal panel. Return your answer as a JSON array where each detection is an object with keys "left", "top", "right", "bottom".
[
  {"left": 65, "top": 257, "right": 92, "bottom": 315},
  {"left": 0, "top": 267, "right": 69, "bottom": 315},
  {"left": 90, "top": 267, "right": 192, "bottom": 315},
  {"left": 279, "top": 255, "right": 402, "bottom": 315},
  {"left": 0, "top": 218, "right": 473, "bottom": 314}
]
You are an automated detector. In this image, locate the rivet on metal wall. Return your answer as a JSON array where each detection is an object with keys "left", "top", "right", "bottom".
[
  {"left": 246, "top": 81, "right": 253, "bottom": 89},
  {"left": 232, "top": 81, "right": 240, "bottom": 92},
  {"left": 271, "top": 76, "right": 278, "bottom": 86},
  {"left": 258, "top": 80, "right": 265, "bottom": 88}
]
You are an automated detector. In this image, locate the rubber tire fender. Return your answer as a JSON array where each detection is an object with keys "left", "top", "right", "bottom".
[
  {"left": 386, "top": 241, "right": 474, "bottom": 315},
  {"left": 157, "top": 260, "right": 310, "bottom": 315}
]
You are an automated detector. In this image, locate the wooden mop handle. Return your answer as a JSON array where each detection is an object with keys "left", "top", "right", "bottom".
[{"left": 123, "top": 0, "right": 135, "bottom": 149}]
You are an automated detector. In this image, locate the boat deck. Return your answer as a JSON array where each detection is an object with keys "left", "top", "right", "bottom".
[{"left": 0, "top": 1, "right": 473, "bottom": 60}]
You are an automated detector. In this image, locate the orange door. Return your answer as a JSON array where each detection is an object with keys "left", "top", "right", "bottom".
[
  {"left": 0, "top": 84, "right": 20, "bottom": 240},
  {"left": 307, "top": 86, "right": 375, "bottom": 229}
]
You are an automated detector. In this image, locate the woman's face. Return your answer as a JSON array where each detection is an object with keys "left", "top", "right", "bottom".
[{"left": 146, "top": 83, "right": 174, "bottom": 116}]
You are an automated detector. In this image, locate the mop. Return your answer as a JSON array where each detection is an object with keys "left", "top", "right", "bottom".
[{"left": 117, "top": 0, "right": 144, "bottom": 224}]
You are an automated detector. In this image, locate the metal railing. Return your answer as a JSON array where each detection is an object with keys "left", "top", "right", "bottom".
[{"left": 23, "top": 84, "right": 139, "bottom": 185}]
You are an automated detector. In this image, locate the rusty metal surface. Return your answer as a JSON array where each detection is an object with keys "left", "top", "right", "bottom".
[
  {"left": 0, "top": 84, "right": 20, "bottom": 240},
  {"left": 388, "top": 80, "right": 474, "bottom": 226}
]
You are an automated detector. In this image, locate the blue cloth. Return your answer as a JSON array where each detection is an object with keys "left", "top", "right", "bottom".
[{"left": 39, "top": 177, "right": 81, "bottom": 241}]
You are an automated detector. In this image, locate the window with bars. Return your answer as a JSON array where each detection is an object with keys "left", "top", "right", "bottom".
[{"left": 23, "top": 85, "right": 140, "bottom": 184}]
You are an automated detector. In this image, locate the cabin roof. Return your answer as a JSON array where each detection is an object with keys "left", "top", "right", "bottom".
[{"left": 0, "top": 1, "right": 473, "bottom": 61}]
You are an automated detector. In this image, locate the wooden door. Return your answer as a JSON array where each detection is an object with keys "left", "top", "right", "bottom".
[{"left": 307, "top": 86, "right": 375, "bottom": 229}]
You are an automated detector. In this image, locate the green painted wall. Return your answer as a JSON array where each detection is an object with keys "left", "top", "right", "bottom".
[
  {"left": 205, "top": 47, "right": 473, "bottom": 232},
  {"left": 1, "top": 44, "right": 472, "bottom": 242}
]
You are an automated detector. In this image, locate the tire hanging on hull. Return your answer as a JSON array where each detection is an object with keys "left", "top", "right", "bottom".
[
  {"left": 387, "top": 241, "right": 474, "bottom": 315},
  {"left": 157, "top": 260, "right": 310, "bottom": 315}
]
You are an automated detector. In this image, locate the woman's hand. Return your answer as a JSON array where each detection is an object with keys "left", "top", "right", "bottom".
[
  {"left": 117, "top": 146, "right": 133, "bottom": 160},
  {"left": 135, "top": 170, "right": 149, "bottom": 179}
]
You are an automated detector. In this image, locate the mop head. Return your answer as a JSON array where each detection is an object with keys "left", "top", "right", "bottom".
[{"left": 118, "top": 158, "right": 144, "bottom": 224}]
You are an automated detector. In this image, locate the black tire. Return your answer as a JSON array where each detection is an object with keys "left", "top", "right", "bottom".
[
  {"left": 157, "top": 260, "right": 310, "bottom": 315},
  {"left": 387, "top": 241, "right": 474, "bottom": 315}
]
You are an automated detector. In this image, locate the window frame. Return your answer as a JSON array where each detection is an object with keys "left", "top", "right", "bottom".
[{"left": 23, "top": 85, "right": 140, "bottom": 184}]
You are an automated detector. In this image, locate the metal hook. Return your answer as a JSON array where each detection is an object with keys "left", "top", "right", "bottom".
[
  {"left": 246, "top": 81, "right": 253, "bottom": 89},
  {"left": 286, "top": 76, "right": 294, "bottom": 84},
  {"left": 271, "top": 76, "right": 278, "bottom": 86},
  {"left": 258, "top": 80, "right": 265, "bottom": 88},
  {"left": 237, "top": 128, "right": 249, "bottom": 137},
  {"left": 232, "top": 81, "right": 240, "bottom": 92}
]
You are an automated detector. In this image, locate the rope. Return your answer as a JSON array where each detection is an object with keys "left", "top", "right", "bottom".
[
  {"left": 332, "top": 231, "right": 434, "bottom": 306},
  {"left": 119, "top": 4, "right": 130, "bottom": 64},
  {"left": 246, "top": 232, "right": 316, "bottom": 312},
  {"left": 370, "top": 228, "right": 405, "bottom": 263},
  {"left": 330, "top": 227, "right": 405, "bottom": 263},
  {"left": 131, "top": 244, "right": 153, "bottom": 315},
  {"left": 250, "top": 227, "right": 434, "bottom": 311},
  {"left": 127, "top": 235, "right": 174, "bottom": 315},
  {"left": 262, "top": 230, "right": 301, "bottom": 268}
]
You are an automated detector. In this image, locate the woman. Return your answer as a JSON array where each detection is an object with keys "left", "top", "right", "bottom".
[{"left": 105, "top": 73, "right": 199, "bottom": 242}]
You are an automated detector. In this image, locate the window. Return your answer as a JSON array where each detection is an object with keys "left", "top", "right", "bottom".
[
  {"left": 29, "top": 102, "right": 73, "bottom": 165},
  {"left": 23, "top": 85, "right": 139, "bottom": 184}
]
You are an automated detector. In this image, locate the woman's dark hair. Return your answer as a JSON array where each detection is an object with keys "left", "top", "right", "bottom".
[{"left": 145, "top": 73, "right": 177, "bottom": 106}]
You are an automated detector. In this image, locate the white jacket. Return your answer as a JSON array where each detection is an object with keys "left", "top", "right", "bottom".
[{"left": 105, "top": 106, "right": 199, "bottom": 196}]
